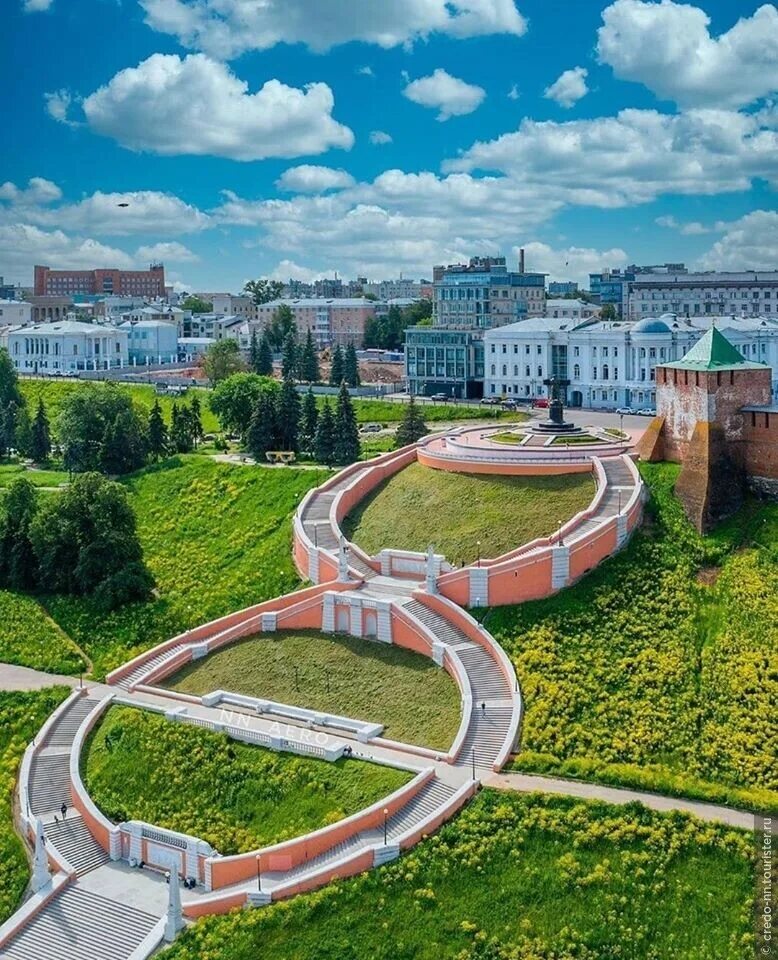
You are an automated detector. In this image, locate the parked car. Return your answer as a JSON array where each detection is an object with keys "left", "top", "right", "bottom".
[
  {"left": 637, "top": 408, "right": 656, "bottom": 417},
  {"left": 479, "top": 397, "right": 501, "bottom": 405},
  {"left": 616, "top": 406, "right": 635, "bottom": 415},
  {"left": 532, "top": 398, "right": 549, "bottom": 409},
  {"left": 359, "top": 423, "right": 382, "bottom": 434},
  {"left": 429, "top": 392, "right": 448, "bottom": 401},
  {"left": 501, "top": 399, "right": 518, "bottom": 409}
]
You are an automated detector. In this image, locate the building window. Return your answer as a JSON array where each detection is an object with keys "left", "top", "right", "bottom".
[
  {"left": 593, "top": 366, "right": 598, "bottom": 380},
  {"left": 573, "top": 364, "right": 580, "bottom": 379},
  {"left": 603, "top": 364, "right": 609, "bottom": 380},
  {"left": 490, "top": 364, "right": 495, "bottom": 375}
]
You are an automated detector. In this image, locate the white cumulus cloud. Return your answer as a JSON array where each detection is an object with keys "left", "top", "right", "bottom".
[
  {"left": 0, "top": 224, "right": 136, "bottom": 281},
  {"left": 135, "top": 241, "right": 199, "bottom": 263},
  {"left": 544, "top": 67, "right": 589, "bottom": 108},
  {"left": 51, "top": 54, "right": 354, "bottom": 162},
  {"left": 138, "top": 0, "right": 527, "bottom": 58},
  {"left": 445, "top": 108, "right": 778, "bottom": 207},
  {"left": 369, "top": 130, "right": 393, "bottom": 145},
  {"left": 0, "top": 177, "right": 62, "bottom": 205},
  {"left": 512, "top": 242, "right": 629, "bottom": 287},
  {"left": 276, "top": 165, "right": 356, "bottom": 193},
  {"left": 23, "top": 0, "right": 54, "bottom": 12},
  {"left": 696, "top": 210, "right": 778, "bottom": 270},
  {"left": 597, "top": 0, "right": 778, "bottom": 108},
  {"left": 403, "top": 69, "right": 486, "bottom": 120}
]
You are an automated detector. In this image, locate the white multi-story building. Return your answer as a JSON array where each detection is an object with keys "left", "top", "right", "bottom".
[
  {"left": 6, "top": 320, "right": 129, "bottom": 373},
  {"left": 628, "top": 271, "right": 778, "bottom": 321},
  {"left": 119, "top": 319, "right": 179, "bottom": 364},
  {"left": 483, "top": 314, "right": 778, "bottom": 409},
  {"left": 0, "top": 299, "right": 32, "bottom": 327},
  {"left": 544, "top": 299, "right": 601, "bottom": 321}
]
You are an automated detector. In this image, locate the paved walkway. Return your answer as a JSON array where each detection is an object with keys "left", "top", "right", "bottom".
[
  {"left": 485, "top": 772, "right": 755, "bottom": 830},
  {"left": 0, "top": 664, "right": 79, "bottom": 692}
]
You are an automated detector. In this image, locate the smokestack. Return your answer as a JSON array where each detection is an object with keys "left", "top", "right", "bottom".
[{"left": 519, "top": 248, "right": 525, "bottom": 274}]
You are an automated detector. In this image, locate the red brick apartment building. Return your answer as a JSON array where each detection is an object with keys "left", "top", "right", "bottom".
[{"left": 34, "top": 264, "right": 165, "bottom": 298}]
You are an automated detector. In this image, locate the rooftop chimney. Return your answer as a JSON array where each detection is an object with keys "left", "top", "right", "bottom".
[{"left": 519, "top": 248, "right": 525, "bottom": 274}]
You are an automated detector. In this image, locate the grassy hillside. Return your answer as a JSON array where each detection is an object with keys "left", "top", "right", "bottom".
[
  {"left": 0, "top": 688, "right": 70, "bottom": 923},
  {"left": 84, "top": 706, "right": 410, "bottom": 855},
  {"left": 491, "top": 462, "right": 778, "bottom": 810},
  {"left": 344, "top": 462, "right": 594, "bottom": 565},
  {"left": 165, "top": 629, "right": 461, "bottom": 749},
  {"left": 162, "top": 789, "right": 755, "bottom": 960}
]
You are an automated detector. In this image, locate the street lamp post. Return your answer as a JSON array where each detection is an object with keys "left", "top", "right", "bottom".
[
  {"left": 558, "top": 520, "right": 564, "bottom": 547},
  {"left": 619, "top": 412, "right": 624, "bottom": 437},
  {"left": 476, "top": 541, "right": 481, "bottom": 568},
  {"left": 383, "top": 808, "right": 389, "bottom": 845},
  {"left": 256, "top": 855, "right": 261, "bottom": 892}
]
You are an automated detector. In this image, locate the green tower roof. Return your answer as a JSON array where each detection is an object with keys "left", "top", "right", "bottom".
[{"left": 664, "top": 326, "right": 768, "bottom": 372}]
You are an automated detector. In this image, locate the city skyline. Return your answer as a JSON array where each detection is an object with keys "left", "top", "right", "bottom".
[{"left": 1, "top": 0, "right": 776, "bottom": 291}]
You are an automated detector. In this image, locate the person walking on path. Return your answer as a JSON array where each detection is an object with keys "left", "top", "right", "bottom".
[{"left": 60, "top": 802, "right": 67, "bottom": 820}]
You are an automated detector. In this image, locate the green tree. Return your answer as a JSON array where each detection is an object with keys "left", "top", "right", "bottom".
[
  {"left": 344, "top": 342, "right": 360, "bottom": 387},
  {"left": 249, "top": 328, "right": 261, "bottom": 373},
  {"left": 57, "top": 384, "right": 146, "bottom": 475},
  {"left": 30, "top": 399, "right": 52, "bottom": 463},
  {"left": 14, "top": 405, "right": 33, "bottom": 459},
  {"left": 147, "top": 399, "right": 168, "bottom": 461},
  {"left": 300, "top": 387, "right": 318, "bottom": 454},
  {"left": 277, "top": 378, "right": 301, "bottom": 452},
  {"left": 181, "top": 295, "right": 213, "bottom": 313},
  {"left": 300, "top": 329, "right": 320, "bottom": 383},
  {"left": 170, "top": 402, "right": 194, "bottom": 453},
  {"left": 189, "top": 394, "right": 204, "bottom": 447},
  {"left": 243, "top": 278, "right": 284, "bottom": 305},
  {"left": 334, "top": 381, "right": 360, "bottom": 465},
  {"left": 246, "top": 391, "right": 277, "bottom": 461},
  {"left": 0, "top": 347, "right": 22, "bottom": 409},
  {"left": 362, "top": 314, "right": 381, "bottom": 349},
  {"left": 267, "top": 304, "right": 296, "bottom": 350},
  {"left": 600, "top": 303, "right": 618, "bottom": 320},
  {"left": 210, "top": 373, "right": 278, "bottom": 438},
  {"left": 314, "top": 400, "right": 336, "bottom": 465},
  {"left": 394, "top": 396, "right": 429, "bottom": 448},
  {"left": 329, "top": 345, "right": 345, "bottom": 386},
  {"left": 257, "top": 332, "right": 274, "bottom": 377},
  {"left": 0, "top": 478, "right": 39, "bottom": 590},
  {"left": 100, "top": 407, "right": 148, "bottom": 474},
  {"left": 281, "top": 332, "right": 298, "bottom": 381},
  {"left": 203, "top": 339, "right": 246, "bottom": 383},
  {"left": 3, "top": 402, "right": 18, "bottom": 456},
  {"left": 31, "top": 472, "right": 153, "bottom": 609}
]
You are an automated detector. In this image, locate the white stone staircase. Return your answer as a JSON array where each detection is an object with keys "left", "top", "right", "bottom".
[
  {"left": 44, "top": 816, "right": 110, "bottom": 876},
  {"left": 0, "top": 887, "right": 159, "bottom": 960},
  {"left": 116, "top": 643, "right": 188, "bottom": 690}
]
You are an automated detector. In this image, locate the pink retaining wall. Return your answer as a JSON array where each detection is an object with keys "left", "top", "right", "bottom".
[
  {"left": 207, "top": 770, "right": 434, "bottom": 890},
  {"left": 417, "top": 447, "right": 592, "bottom": 475}
]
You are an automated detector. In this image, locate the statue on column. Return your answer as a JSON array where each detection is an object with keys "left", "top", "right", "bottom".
[
  {"left": 426, "top": 545, "right": 437, "bottom": 594},
  {"left": 338, "top": 535, "right": 350, "bottom": 582},
  {"left": 31, "top": 818, "right": 51, "bottom": 892}
]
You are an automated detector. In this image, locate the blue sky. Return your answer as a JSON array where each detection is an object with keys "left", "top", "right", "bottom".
[{"left": 1, "top": 0, "right": 776, "bottom": 292}]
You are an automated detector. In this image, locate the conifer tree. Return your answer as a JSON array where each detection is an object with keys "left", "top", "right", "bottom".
[
  {"left": 169, "top": 402, "right": 194, "bottom": 453},
  {"left": 0, "top": 347, "right": 22, "bottom": 409},
  {"left": 257, "top": 332, "right": 273, "bottom": 377},
  {"left": 394, "top": 395, "right": 429, "bottom": 448},
  {"left": 329, "top": 345, "right": 345, "bottom": 386},
  {"left": 14, "top": 404, "right": 33, "bottom": 459},
  {"left": 300, "top": 329, "right": 320, "bottom": 383},
  {"left": 249, "top": 328, "right": 261, "bottom": 373},
  {"left": 344, "top": 342, "right": 360, "bottom": 387},
  {"left": 300, "top": 387, "right": 318, "bottom": 454},
  {"left": 189, "top": 394, "right": 204, "bottom": 448},
  {"left": 30, "top": 399, "right": 51, "bottom": 462},
  {"left": 314, "top": 400, "right": 336, "bottom": 465},
  {"left": 277, "top": 377, "right": 301, "bottom": 452},
  {"left": 147, "top": 399, "right": 168, "bottom": 461},
  {"left": 334, "top": 381, "right": 360, "bottom": 465},
  {"left": 281, "top": 332, "right": 298, "bottom": 381},
  {"left": 246, "top": 391, "right": 277, "bottom": 461}
]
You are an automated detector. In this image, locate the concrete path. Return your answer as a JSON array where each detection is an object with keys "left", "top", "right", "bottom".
[
  {"left": 0, "top": 663, "right": 79, "bottom": 692},
  {"left": 485, "top": 771, "right": 755, "bottom": 830}
]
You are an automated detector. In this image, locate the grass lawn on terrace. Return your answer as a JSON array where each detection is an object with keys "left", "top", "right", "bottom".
[
  {"left": 492, "top": 462, "right": 778, "bottom": 812},
  {"left": 83, "top": 706, "right": 411, "bottom": 856},
  {"left": 163, "top": 629, "right": 461, "bottom": 750},
  {"left": 0, "top": 462, "right": 70, "bottom": 488},
  {"left": 19, "top": 379, "right": 220, "bottom": 435},
  {"left": 489, "top": 431, "right": 527, "bottom": 444},
  {"left": 0, "top": 590, "right": 86, "bottom": 674},
  {"left": 0, "top": 688, "right": 70, "bottom": 924},
  {"left": 162, "top": 789, "right": 755, "bottom": 960},
  {"left": 41, "top": 457, "right": 328, "bottom": 678},
  {"left": 343, "top": 462, "right": 595, "bottom": 565}
]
